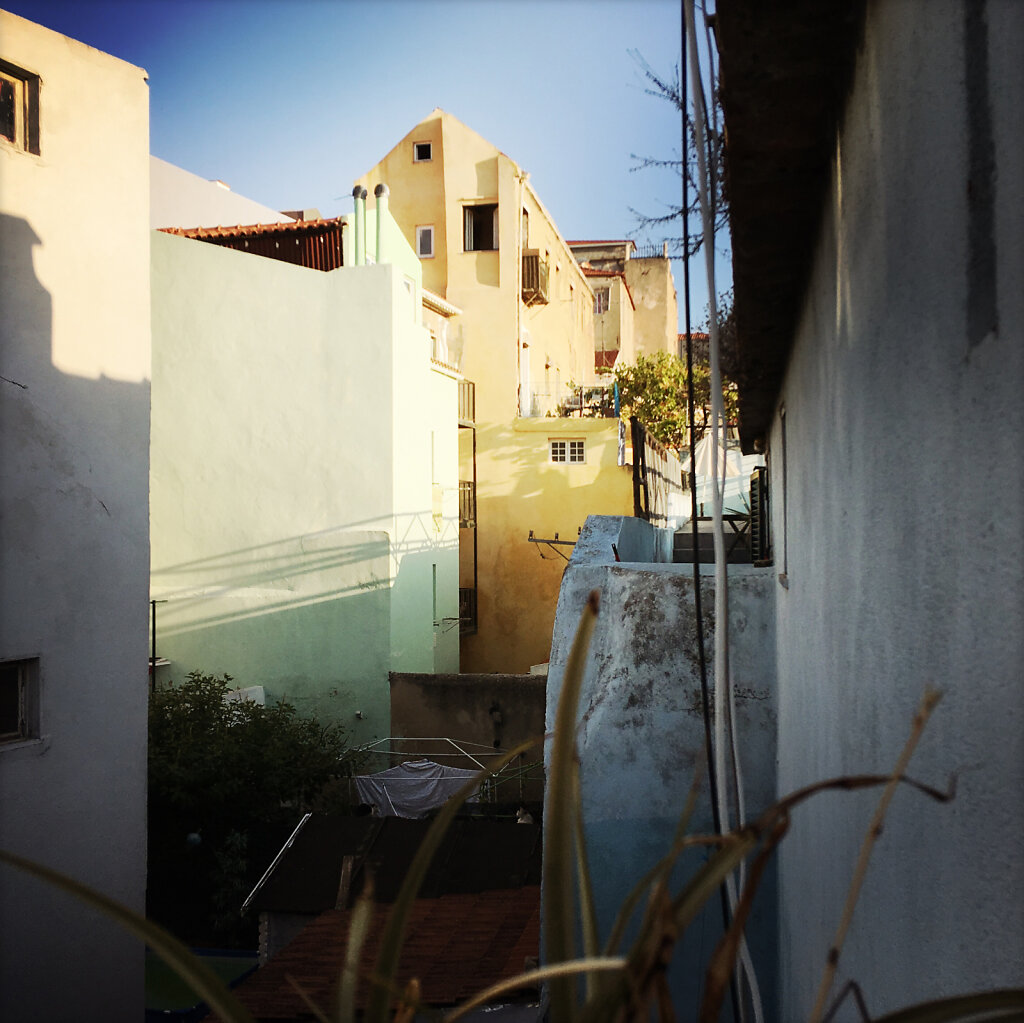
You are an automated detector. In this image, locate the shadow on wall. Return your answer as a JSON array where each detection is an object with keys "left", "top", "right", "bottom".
[{"left": 0, "top": 212, "right": 150, "bottom": 1020}]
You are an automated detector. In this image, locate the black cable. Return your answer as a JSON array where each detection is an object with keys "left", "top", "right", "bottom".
[{"left": 682, "top": 3, "right": 742, "bottom": 1021}]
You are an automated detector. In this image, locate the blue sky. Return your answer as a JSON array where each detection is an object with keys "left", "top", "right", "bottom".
[{"left": 4, "top": 0, "right": 728, "bottom": 327}]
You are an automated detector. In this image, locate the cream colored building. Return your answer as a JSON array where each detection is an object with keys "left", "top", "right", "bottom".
[
  {"left": 569, "top": 239, "right": 679, "bottom": 365},
  {"left": 0, "top": 12, "right": 150, "bottom": 1021},
  {"left": 356, "top": 111, "right": 637, "bottom": 672}
]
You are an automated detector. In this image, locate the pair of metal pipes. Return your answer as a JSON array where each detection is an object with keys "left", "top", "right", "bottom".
[{"left": 350, "top": 182, "right": 389, "bottom": 265}]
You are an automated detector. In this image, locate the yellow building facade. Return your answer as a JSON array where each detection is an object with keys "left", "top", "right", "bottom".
[{"left": 356, "top": 111, "right": 645, "bottom": 672}]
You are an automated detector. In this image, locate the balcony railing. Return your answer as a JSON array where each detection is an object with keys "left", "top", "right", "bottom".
[
  {"left": 459, "top": 480, "right": 476, "bottom": 528},
  {"left": 458, "top": 379, "right": 475, "bottom": 426},
  {"left": 458, "top": 587, "right": 478, "bottom": 635},
  {"left": 522, "top": 249, "right": 549, "bottom": 306}
]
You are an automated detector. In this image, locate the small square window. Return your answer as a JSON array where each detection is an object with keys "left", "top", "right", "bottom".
[
  {"left": 550, "top": 439, "right": 585, "bottom": 464},
  {"left": 416, "top": 225, "right": 434, "bottom": 258},
  {"left": 0, "top": 60, "right": 40, "bottom": 155},
  {"left": 413, "top": 141, "right": 432, "bottom": 162},
  {"left": 594, "top": 287, "right": 610, "bottom": 314},
  {"left": 0, "top": 658, "right": 39, "bottom": 744}
]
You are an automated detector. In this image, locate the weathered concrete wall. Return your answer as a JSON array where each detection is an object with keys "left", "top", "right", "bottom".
[
  {"left": 546, "top": 516, "right": 777, "bottom": 1015},
  {"left": 0, "top": 12, "right": 150, "bottom": 1020},
  {"left": 624, "top": 255, "right": 678, "bottom": 358},
  {"left": 768, "top": 2, "right": 1024, "bottom": 1016}
]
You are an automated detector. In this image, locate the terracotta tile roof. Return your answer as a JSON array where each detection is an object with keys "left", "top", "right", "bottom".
[
  {"left": 214, "top": 887, "right": 541, "bottom": 1021},
  {"left": 159, "top": 217, "right": 343, "bottom": 240},
  {"left": 160, "top": 218, "right": 347, "bottom": 272},
  {"left": 581, "top": 268, "right": 621, "bottom": 278},
  {"left": 595, "top": 349, "right": 620, "bottom": 369}
]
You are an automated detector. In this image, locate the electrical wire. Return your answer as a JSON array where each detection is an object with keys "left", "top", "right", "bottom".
[
  {"left": 684, "top": 3, "right": 765, "bottom": 1021},
  {"left": 681, "top": 4, "right": 741, "bottom": 1021}
]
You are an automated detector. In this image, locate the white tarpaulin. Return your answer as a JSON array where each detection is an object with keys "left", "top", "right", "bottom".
[
  {"left": 354, "top": 759, "right": 481, "bottom": 818},
  {"left": 689, "top": 434, "right": 765, "bottom": 517}
]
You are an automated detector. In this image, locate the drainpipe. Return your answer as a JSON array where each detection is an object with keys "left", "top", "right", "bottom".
[
  {"left": 352, "top": 185, "right": 367, "bottom": 266},
  {"left": 374, "top": 183, "right": 389, "bottom": 264}
]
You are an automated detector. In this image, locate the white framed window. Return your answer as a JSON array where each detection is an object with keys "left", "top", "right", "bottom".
[
  {"left": 413, "top": 141, "right": 432, "bottom": 162},
  {"left": 416, "top": 225, "right": 434, "bottom": 258},
  {"left": 0, "top": 60, "right": 40, "bottom": 155},
  {"left": 464, "top": 203, "right": 498, "bottom": 251},
  {"left": 550, "top": 439, "right": 585, "bottom": 464},
  {"left": 594, "top": 287, "right": 610, "bottom": 314},
  {"left": 0, "top": 658, "right": 39, "bottom": 744}
]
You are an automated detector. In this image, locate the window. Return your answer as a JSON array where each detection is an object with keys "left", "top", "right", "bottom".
[
  {"left": 594, "top": 287, "right": 610, "bottom": 314},
  {"left": 0, "top": 60, "right": 40, "bottom": 155},
  {"left": 550, "top": 439, "right": 585, "bottom": 464},
  {"left": 413, "top": 141, "right": 432, "bottom": 162},
  {"left": 464, "top": 203, "right": 498, "bottom": 251},
  {"left": 0, "top": 658, "right": 39, "bottom": 744},
  {"left": 416, "top": 225, "right": 434, "bottom": 258}
]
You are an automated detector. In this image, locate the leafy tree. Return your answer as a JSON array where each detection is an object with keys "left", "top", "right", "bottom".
[
  {"left": 615, "top": 350, "right": 738, "bottom": 451},
  {"left": 148, "top": 671, "right": 357, "bottom": 944}
]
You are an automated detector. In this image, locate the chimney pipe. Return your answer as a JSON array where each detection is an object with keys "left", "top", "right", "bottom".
[
  {"left": 374, "top": 183, "right": 389, "bottom": 265},
  {"left": 351, "top": 186, "right": 368, "bottom": 265},
  {"left": 351, "top": 186, "right": 363, "bottom": 266}
]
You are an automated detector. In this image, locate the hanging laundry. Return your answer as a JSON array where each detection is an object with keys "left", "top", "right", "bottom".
[{"left": 354, "top": 759, "right": 481, "bottom": 818}]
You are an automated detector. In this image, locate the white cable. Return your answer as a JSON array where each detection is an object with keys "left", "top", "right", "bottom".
[{"left": 684, "top": 4, "right": 765, "bottom": 1022}]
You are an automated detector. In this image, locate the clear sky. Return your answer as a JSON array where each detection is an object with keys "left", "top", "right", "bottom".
[{"left": 3, "top": 0, "right": 728, "bottom": 328}]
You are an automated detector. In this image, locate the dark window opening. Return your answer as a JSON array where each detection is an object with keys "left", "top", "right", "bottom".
[
  {"left": 0, "top": 60, "right": 40, "bottom": 154},
  {"left": 414, "top": 141, "right": 432, "bottom": 162},
  {"left": 0, "top": 658, "right": 38, "bottom": 743},
  {"left": 464, "top": 203, "right": 498, "bottom": 251}
]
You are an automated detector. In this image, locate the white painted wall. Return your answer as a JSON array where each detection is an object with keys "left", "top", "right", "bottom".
[
  {"left": 151, "top": 223, "right": 458, "bottom": 741},
  {"left": 769, "top": 2, "right": 1024, "bottom": 1015},
  {"left": 0, "top": 12, "right": 150, "bottom": 1021},
  {"left": 150, "top": 155, "right": 294, "bottom": 229}
]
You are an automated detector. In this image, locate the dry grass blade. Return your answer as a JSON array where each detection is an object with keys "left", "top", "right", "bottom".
[
  {"left": 444, "top": 958, "right": 627, "bottom": 1023},
  {"left": 364, "top": 736, "right": 539, "bottom": 1023},
  {"left": 871, "top": 988, "right": 1024, "bottom": 1023},
  {"left": 602, "top": 759, "right": 707, "bottom": 957},
  {"left": 544, "top": 589, "right": 600, "bottom": 1023},
  {"left": 393, "top": 978, "right": 422, "bottom": 1023},
  {"left": 573, "top": 764, "right": 601, "bottom": 1000},
  {"left": 0, "top": 847, "right": 255, "bottom": 1023},
  {"left": 580, "top": 832, "right": 756, "bottom": 1023},
  {"left": 335, "top": 871, "right": 374, "bottom": 1023},
  {"left": 699, "top": 814, "right": 789, "bottom": 1022},
  {"left": 285, "top": 975, "right": 331, "bottom": 1023},
  {"left": 809, "top": 689, "right": 943, "bottom": 1023}
]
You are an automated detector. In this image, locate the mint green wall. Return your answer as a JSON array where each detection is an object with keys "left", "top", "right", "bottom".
[{"left": 151, "top": 226, "right": 457, "bottom": 741}]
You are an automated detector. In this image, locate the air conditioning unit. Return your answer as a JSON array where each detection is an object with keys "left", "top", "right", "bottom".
[{"left": 749, "top": 466, "right": 772, "bottom": 565}]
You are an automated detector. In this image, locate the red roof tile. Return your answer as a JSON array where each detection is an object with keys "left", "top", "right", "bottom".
[
  {"left": 160, "top": 217, "right": 343, "bottom": 240},
  {"left": 212, "top": 887, "right": 541, "bottom": 1021}
]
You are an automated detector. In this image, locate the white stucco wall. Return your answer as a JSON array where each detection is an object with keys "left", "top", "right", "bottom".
[
  {"left": 151, "top": 228, "right": 458, "bottom": 740},
  {"left": 0, "top": 12, "right": 150, "bottom": 1022},
  {"left": 150, "top": 155, "right": 295, "bottom": 229},
  {"left": 769, "top": 2, "right": 1023, "bottom": 1016}
]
